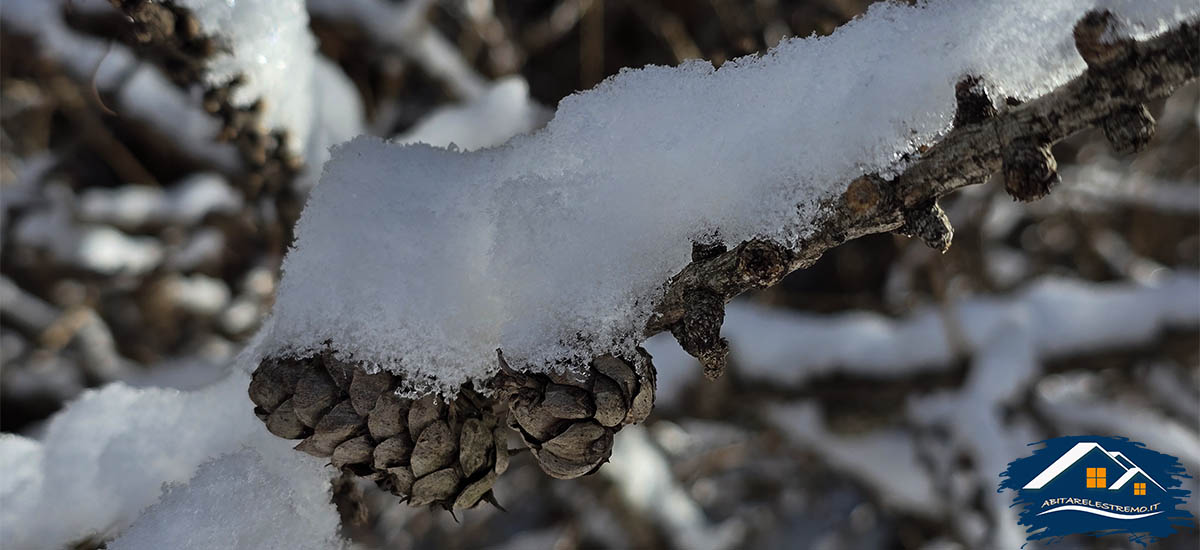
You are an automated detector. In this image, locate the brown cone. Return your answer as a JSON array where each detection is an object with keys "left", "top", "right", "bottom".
[
  {"left": 492, "top": 348, "right": 656, "bottom": 479},
  {"left": 248, "top": 352, "right": 509, "bottom": 510},
  {"left": 249, "top": 347, "right": 659, "bottom": 503}
]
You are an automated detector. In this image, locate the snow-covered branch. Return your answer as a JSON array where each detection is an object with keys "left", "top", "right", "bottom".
[
  {"left": 267, "top": 3, "right": 1200, "bottom": 398},
  {"left": 651, "top": 12, "right": 1200, "bottom": 377},
  {"left": 112, "top": 0, "right": 364, "bottom": 194}
]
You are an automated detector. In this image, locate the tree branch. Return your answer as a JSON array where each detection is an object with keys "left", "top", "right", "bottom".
[{"left": 647, "top": 12, "right": 1200, "bottom": 377}]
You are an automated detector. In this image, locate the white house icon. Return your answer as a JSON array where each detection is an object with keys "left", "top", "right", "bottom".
[{"left": 1022, "top": 442, "right": 1166, "bottom": 492}]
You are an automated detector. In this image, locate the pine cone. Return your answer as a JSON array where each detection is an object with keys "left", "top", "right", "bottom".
[
  {"left": 248, "top": 347, "right": 658, "bottom": 505},
  {"left": 248, "top": 352, "right": 509, "bottom": 510},
  {"left": 493, "top": 348, "right": 656, "bottom": 479}
]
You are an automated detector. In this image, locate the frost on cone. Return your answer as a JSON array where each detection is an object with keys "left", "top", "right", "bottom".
[
  {"left": 248, "top": 348, "right": 657, "bottom": 507},
  {"left": 248, "top": 353, "right": 509, "bottom": 509},
  {"left": 493, "top": 349, "right": 656, "bottom": 479}
]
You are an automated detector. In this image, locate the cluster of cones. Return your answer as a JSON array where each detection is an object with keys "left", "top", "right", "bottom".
[{"left": 248, "top": 348, "right": 655, "bottom": 510}]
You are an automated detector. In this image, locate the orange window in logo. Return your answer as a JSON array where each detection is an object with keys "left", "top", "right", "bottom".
[
  {"left": 1086, "top": 467, "right": 1106, "bottom": 488},
  {"left": 1134, "top": 483, "right": 1146, "bottom": 495}
]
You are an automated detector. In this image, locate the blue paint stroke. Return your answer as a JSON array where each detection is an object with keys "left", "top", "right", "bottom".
[{"left": 999, "top": 435, "right": 1195, "bottom": 547}]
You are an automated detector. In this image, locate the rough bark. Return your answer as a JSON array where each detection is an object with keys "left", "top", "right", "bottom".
[{"left": 646, "top": 12, "right": 1200, "bottom": 377}]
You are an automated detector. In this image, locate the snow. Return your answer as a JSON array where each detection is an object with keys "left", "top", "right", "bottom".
[
  {"left": 396, "top": 77, "right": 550, "bottom": 151},
  {"left": 766, "top": 402, "right": 940, "bottom": 516},
  {"left": 164, "top": 274, "right": 233, "bottom": 316},
  {"left": 1034, "top": 374, "right": 1200, "bottom": 471},
  {"left": 0, "top": 435, "right": 43, "bottom": 537},
  {"left": 301, "top": 57, "right": 367, "bottom": 189},
  {"left": 2, "top": 1, "right": 1196, "bottom": 546},
  {"left": 267, "top": 1, "right": 1199, "bottom": 393},
  {"left": 76, "top": 228, "right": 165, "bottom": 276},
  {"left": 157, "top": 0, "right": 363, "bottom": 174},
  {"left": 604, "top": 426, "right": 746, "bottom": 550},
  {"left": 307, "top": 0, "right": 488, "bottom": 101},
  {"left": 79, "top": 173, "right": 242, "bottom": 229},
  {"left": 886, "top": 271, "right": 1199, "bottom": 548},
  {"left": 0, "top": 0, "right": 239, "bottom": 174},
  {"left": 650, "top": 270, "right": 1198, "bottom": 548},
  {"left": 1143, "top": 363, "right": 1200, "bottom": 422},
  {"left": 660, "top": 271, "right": 1200, "bottom": 389},
  {"left": 0, "top": 372, "right": 340, "bottom": 550},
  {"left": 14, "top": 184, "right": 166, "bottom": 276},
  {"left": 109, "top": 449, "right": 344, "bottom": 550},
  {"left": 166, "top": 228, "right": 226, "bottom": 271},
  {"left": 121, "top": 357, "right": 234, "bottom": 392},
  {"left": 177, "top": 0, "right": 316, "bottom": 156},
  {"left": 221, "top": 299, "right": 265, "bottom": 334},
  {"left": 116, "top": 65, "right": 242, "bottom": 172},
  {"left": 907, "top": 323, "right": 1038, "bottom": 550},
  {"left": 1052, "top": 162, "right": 1200, "bottom": 213},
  {"left": 1, "top": 0, "right": 361, "bottom": 179},
  {"left": 721, "top": 303, "right": 954, "bottom": 385}
]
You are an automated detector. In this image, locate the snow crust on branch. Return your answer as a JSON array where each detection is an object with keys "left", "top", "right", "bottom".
[{"left": 266, "top": 0, "right": 1198, "bottom": 394}]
